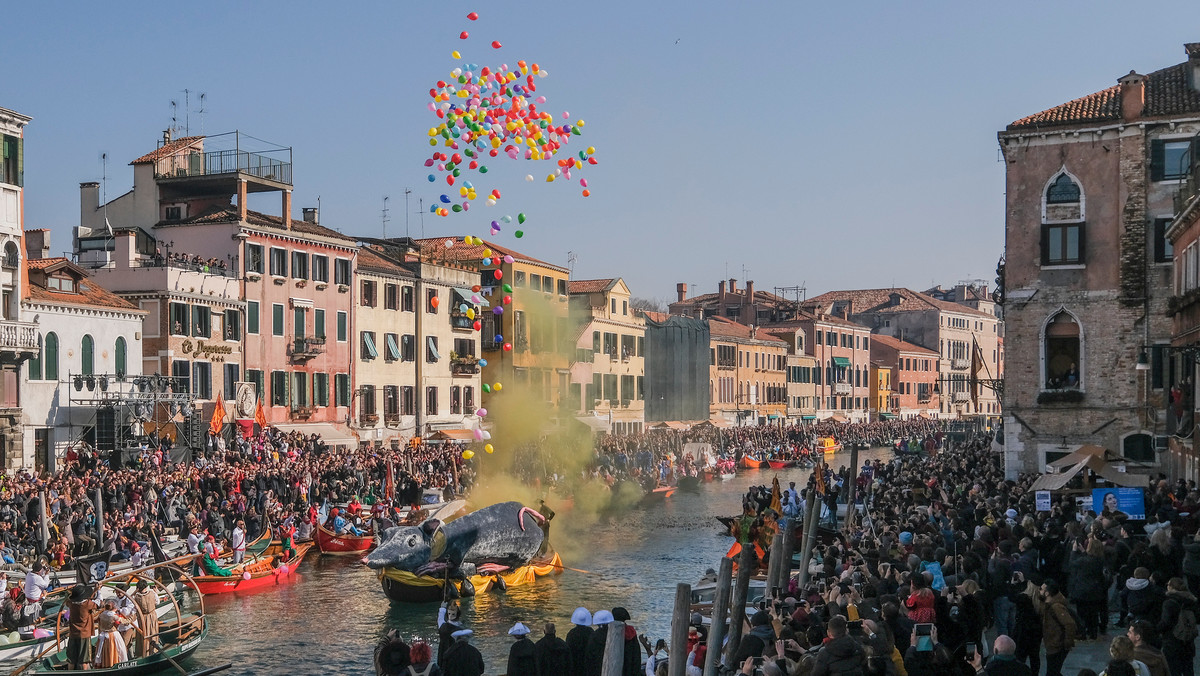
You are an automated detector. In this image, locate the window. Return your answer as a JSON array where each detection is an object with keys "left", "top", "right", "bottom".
[
  {"left": 115, "top": 337, "right": 127, "bottom": 376},
  {"left": 385, "top": 386, "right": 399, "bottom": 416},
  {"left": 291, "top": 251, "right": 309, "bottom": 280},
  {"left": 224, "top": 363, "right": 240, "bottom": 400},
  {"left": 315, "top": 309, "right": 326, "bottom": 339},
  {"left": 1042, "top": 223, "right": 1084, "bottom": 265},
  {"left": 450, "top": 386, "right": 462, "bottom": 414},
  {"left": 623, "top": 301, "right": 628, "bottom": 315},
  {"left": 1123, "top": 432, "right": 1155, "bottom": 463},
  {"left": 190, "top": 362, "right": 211, "bottom": 399},
  {"left": 172, "top": 360, "right": 190, "bottom": 394},
  {"left": 815, "top": 331, "right": 822, "bottom": 345},
  {"left": 464, "top": 386, "right": 474, "bottom": 411},
  {"left": 224, "top": 309, "right": 241, "bottom": 340},
  {"left": 1046, "top": 174, "right": 1081, "bottom": 203},
  {"left": 427, "top": 288, "right": 438, "bottom": 313},
  {"left": 360, "top": 385, "right": 376, "bottom": 416},
  {"left": 611, "top": 298, "right": 617, "bottom": 313},
  {"left": 385, "top": 333, "right": 401, "bottom": 362},
  {"left": 1155, "top": 217, "right": 1175, "bottom": 263},
  {"left": 247, "top": 301, "right": 260, "bottom": 335},
  {"left": 335, "top": 374, "right": 350, "bottom": 407},
  {"left": 272, "top": 304, "right": 284, "bottom": 337},
  {"left": 334, "top": 259, "right": 352, "bottom": 286},
  {"left": 170, "top": 303, "right": 189, "bottom": 336},
  {"left": 402, "top": 386, "right": 415, "bottom": 415},
  {"left": 337, "top": 311, "right": 347, "bottom": 342},
  {"left": 401, "top": 286, "right": 414, "bottom": 312},
  {"left": 1, "top": 134, "right": 24, "bottom": 187},
  {"left": 314, "top": 373, "right": 329, "bottom": 407},
  {"left": 1044, "top": 311, "right": 1081, "bottom": 390},
  {"left": 271, "top": 371, "right": 287, "bottom": 406},
  {"left": 557, "top": 279, "right": 567, "bottom": 296},
  {"left": 192, "top": 306, "right": 211, "bottom": 338},
  {"left": 385, "top": 284, "right": 398, "bottom": 310},
  {"left": 361, "top": 331, "right": 378, "bottom": 360},
  {"left": 426, "top": 386, "right": 439, "bottom": 415},
  {"left": 531, "top": 275, "right": 542, "bottom": 292},
  {"left": 246, "top": 244, "right": 264, "bottom": 274},
  {"left": 312, "top": 255, "right": 329, "bottom": 283},
  {"left": 81, "top": 335, "right": 94, "bottom": 375},
  {"left": 514, "top": 270, "right": 526, "bottom": 287},
  {"left": 269, "top": 247, "right": 287, "bottom": 276},
  {"left": 1152, "top": 139, "right": 1194, "bottom": 181},
  {"left": 361, "top": 280, "right": 377, "bottom": 307},
  {"left": 454, "top": 338, "right": 476, "bottom": 358},
  {"left": 294, "top": 307, "right": 306, "bottom": 339},
  {"left": 593, "top": 331, "right": 601, "bottom": 353},
  {"left": 427, "top": 336, "right": 440, "bottom": 363},
  {"left": 293, "top": 372, "right": 309, "bottom": 408},
  {"left": 247, "top": 370, "right": 264, "bottom": 403},
  {"left": 402, "top": 334, "right": 416, "bottom": 361},
  {"left": 47, "top": 276, "right": 76, "bottom": 293}
]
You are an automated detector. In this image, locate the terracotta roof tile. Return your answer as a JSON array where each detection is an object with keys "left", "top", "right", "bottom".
[
  {"left": 412, "top": 237, "right": 567, "bottom": 272},
  {"left": 804, "top": 288, "right": 993, "bottom": 319},
  {"left": 642, "top": 311, "right": 671, "bottom": 323},
  {"left": 708, "top": 316, "right": 786, "bottom": 343},
  {"left": 25, "top": 259, "right": 140, "bottom": 312},
  {"left": 868, "top": 333, "right": 938, "bottom": 356},
  {"left": 160, "top": 205, "right": 357, "bottom": 243},
  {"left": 567, "top": 279, "right": 614, "bottom": 294},
  {"left": 357, "top": 247, "right": 414, "bottom": 277},
  {"left": 130, "top": 136, "right": 204, "bottom": 165},
  {"left": 1007, "top": 54, "right": 1200, "bottom": 131}
]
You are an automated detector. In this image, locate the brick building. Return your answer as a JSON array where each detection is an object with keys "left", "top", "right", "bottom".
[
  {"left": 998, "top": 44, "right": 1200, "bottom": 475},
  {"left": 670, "top": 279, "right": 799, "bottom": 325}
]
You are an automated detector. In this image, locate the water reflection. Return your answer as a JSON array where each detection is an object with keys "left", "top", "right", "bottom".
[{"left": 190, "top": 448, "right": 892, "bottom": 674}]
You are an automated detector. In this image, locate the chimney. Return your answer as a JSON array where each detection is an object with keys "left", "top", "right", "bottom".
[
  {"left": 676, "top": 282, "right": 687, "bottom": 303},
  {"left": 303, "top": 207, "right": 319, "bottom": 224},
  {"left": 742, "top": 280, "right": 756, "bottom": 324},
  {"left": 1119, "top": 70, "right": 1145, "bottom": 122},
  {"left": 745, "top": 280, "right": 755, "bottom": 301},
  {"left": 1187, "top": 43, "right": 1200, "bottom": 91},
  {"left": 718, "top": 280, "right": 726, "bottom": 304},
  {"left": 728, "top": 278, "right": 737, "bottom": 294},
  {"left": 80, "top": 182, "right": 99, "bottom": 227},
  {"left": 162, "top": 129, "right": 172, "bottom": 144},
  {"left": 24, "top": 229, "right": 49, "bottom": 261}
]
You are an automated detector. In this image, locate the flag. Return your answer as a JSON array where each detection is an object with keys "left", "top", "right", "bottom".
[
  {"left": 814, "top": 462, "right": 827, "bottom": 496},
  {"left": 103, "top": 216, "right": 113, "bottom": 237},
  {"left": 209, "top": 398, "right": 226, "bottom": 435},
  {"left": 254, "top": 398, "right": 267, "bottom": 428},
  {"left": 74, "top": 551, "right": 112, "bottom": 586}
]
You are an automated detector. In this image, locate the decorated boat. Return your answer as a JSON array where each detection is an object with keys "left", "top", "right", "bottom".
[
  {"left": 314, "top": 523, "right": 374, "bottom": 556},
  {"left": 378, "top": 551, "right": 563, "bottom": 603},
  {"left": 191, "top": 542, "right": 311, "bottom": 595}
]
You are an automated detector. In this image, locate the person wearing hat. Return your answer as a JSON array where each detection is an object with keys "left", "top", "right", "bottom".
[
  {"left": 585, "top": 610, "right": 614, "bottom": 676},
  {"left": 566, "top": 607, "right": 592, "bottom": 676},
  {"left": 534, "top": 622, "right": 571, "bottom": 676},
  {"left": 371, "top": 628, "right": 411, "bottom": 676},
  {"left": 131, "top": 578, "right": 158, "bottom": 658},
  {"left": 685, "top": 623, "right": 707, "bottom": 676},
  {"left": 733, "top": 610, "right": 776, "bottom": 666},
  {"left": 506, "top": 622, "right": 536, "bottom": 676},
  {"left": 610, "top": 607, "right": 640, "bottom": 676},
  {"left": 65, "top": 584, "right": 97, "bottom": 670},
  {"left": 436, "top": 601, "right": 464, "bottom": 666},
  {"left": 440, "top": 629, "right": 484, "bottom": 676}
]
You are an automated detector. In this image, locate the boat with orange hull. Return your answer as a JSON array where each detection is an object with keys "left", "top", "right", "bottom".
[
  {"left": 192, "top": 542, "right": 312, "bottom": 595},
  {"left": 817, "top": 437, "right": 842, "bottom": 454},
  {"left": 740, "top": 456, "right": 765, "bottom": 470},
  {"left": 315, "top": 523, "right": 374, "bottom": 555},
  {"left": 641, "top": 486, "right": 676, "bottom": 504}
]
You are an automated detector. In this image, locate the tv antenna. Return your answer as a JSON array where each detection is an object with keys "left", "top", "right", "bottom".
[
  {"left": 381, "top": 196, "right": 390, "bottom": 238},
  {"left": 404, "top": 188, "right": 412, "bottom": 238},
  {"left": 567, "top": 251, "right": 577, "bottom": 274}
]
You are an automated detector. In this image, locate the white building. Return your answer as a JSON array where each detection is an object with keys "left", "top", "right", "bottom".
[{"left": 21, "top": 235, "right": 144, "bottom": 472}]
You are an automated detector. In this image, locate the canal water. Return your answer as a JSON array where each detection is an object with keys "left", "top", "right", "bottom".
[{"left": 190, "top": 448, "right": 892, "bottom": 674}]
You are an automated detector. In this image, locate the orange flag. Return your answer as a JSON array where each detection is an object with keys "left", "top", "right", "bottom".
[
  {"left": 209, "top": 398, "right": 226, "bottom": 434},
  {"left": 254, "top": 399, "right": 267, "bottom": 428}
]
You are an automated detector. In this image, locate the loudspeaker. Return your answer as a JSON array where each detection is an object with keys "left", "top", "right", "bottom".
[
  {"left": 95, "top": 407, "right": 116, "bottom": 451},
  {"left": 185, "top": 410, "right": 205, "bottom": 450}
]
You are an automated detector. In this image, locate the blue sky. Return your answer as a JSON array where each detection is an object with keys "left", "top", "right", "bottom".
[{"left": 4, "top": 1, "right": 1198, "bottom": 305}]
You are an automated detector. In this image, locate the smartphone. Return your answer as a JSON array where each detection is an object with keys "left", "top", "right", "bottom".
[
  {"left": 752, "top": 657, "right": 765, "bottom": 666},
  {"left": 965, "top": 642, "right": 976, "bottom": 660},
  {"left": 818, "top": 581, "right": 827, "bottom": 593},
  {"left": 915, "top": 623, "right": 933, "bottom": 637}
]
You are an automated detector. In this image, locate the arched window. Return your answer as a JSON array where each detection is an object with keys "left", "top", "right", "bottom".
[
  {"left": 1122, "top": 432, "right": 1155, "bottom": 463},
  {"left": 81, "top": 334, "right": 94, "bottom": 376},
  {"left": 28, "top": 334, "right": 42, "bottom": 380},
  {"left": 44, "top": 333, "right": 58, "bottom": 381},
  {"left": 1046, "top": 174, "right": 1081, "bottom": 204},
  {"left": 1044, "top": 312, "right": 1080, "bottom": 389},
  {"left": 115, "top": 337, "right": 127, "bottom": 377}
]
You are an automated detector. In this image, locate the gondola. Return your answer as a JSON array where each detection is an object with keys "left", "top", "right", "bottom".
[
  {"left": 314, "top": 523, "right": 374, "bottom": 555},
  {"left": 191, "top": 542, "right": 311, "bottom": 595}
]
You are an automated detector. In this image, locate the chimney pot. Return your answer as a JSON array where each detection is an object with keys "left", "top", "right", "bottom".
[
  {"left": 1187, "top": 43, "right": 1200, "bottom": 91},
  {"left": 728, "top": 278, "right": 737, "bottom": 294},
  {"left": 302, "top": 207, "right": 319, "bottom": 224},
  {"left": 676, "top": 282, "right": 688, "bottom": 303},
  {"left": 1118, "top": 70, "right": 1146, "bottom": 122}
]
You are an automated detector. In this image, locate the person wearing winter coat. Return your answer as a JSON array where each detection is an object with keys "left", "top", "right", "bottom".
[
  {"left": 506, "top": 623, "right": 537, "bottom": 676},
  {"left": 814, "top": 615, "right": 866, "bottom": 676},
  {"left": 566, "top": 608, "right": 593, "bottom": 676},
  {"left": 1181, "top": 531, "right": 1200, "bottom": 597},
  {"left": 1040, "top": 580, "right": 1077, "bottom": 676},
  {"left": 1069, "top": 538, "right": 1109, "bottom": 640},
  {"left": 1122, "top": 568, "right": 1166, "bottom": 626},
  {"left": 1157, "top": 577, "right": 1198, "bottom": 676},
  {"left": 1011, "top": 580, "right": 1043, "bottom": 676}
]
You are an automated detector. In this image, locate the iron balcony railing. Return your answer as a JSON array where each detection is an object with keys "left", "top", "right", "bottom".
[
  {"left": 152, "top": 131, "right": 293, "bottom": 185},
  {"left": 289, "top": 336, "right": 326, "bottom": 362}
]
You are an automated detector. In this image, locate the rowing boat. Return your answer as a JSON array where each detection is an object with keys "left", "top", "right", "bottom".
[
  {"left": 641, "top": 486, "right": 676, "bottom": 504},
  {"left": 191, "top": 542, "right": 311, "bottom": 595},
  {"left": 314, "top": 523, "right": 374, "bottom": 556},
  {"left": 766, "top": 459, "right": 794, "bottom": 470},
  {"left": 740, "top": 456, "right": 765, "bottom": 470}
]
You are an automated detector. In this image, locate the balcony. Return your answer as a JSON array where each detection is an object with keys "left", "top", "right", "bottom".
[
  {"left": 833, "top": 383, "right": 852, "bottom": 395},
  {"left": 952, "top": 391, "right": 971, "bottom": 403},
  {"left": 290, "top": 406, "right": 315, "bottom": 420},
  {"left": 0, "top": 320, "right": 38, "bottom": 357},
  {"left": 450, "top": 312, "right": 477, "bottom": 331},
  {"left": 384, "top": 413, "right": 401, "bottom": 426},
  {"left": 360, "top": 413, "right": 379, "bottom": 426},
  {"left": 950, "top": 359, "right": 971, "bottom": 370},
  {"left": 288, "top": 336, "right": 326, "bottom": 362},
  {"left": 153, "top": 131, "right": 292, "bottom": 191},
  {"left": 451, "top": 355, "right": 481, "bottom": 376},
  {"left": 1, "top": 252, "right": 17, "bottom": 269}
]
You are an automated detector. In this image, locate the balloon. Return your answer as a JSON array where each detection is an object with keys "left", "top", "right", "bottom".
[
  {"left": 430, "top": 296, "right": 440, "bottom": 309},
  {"left": 476, "top": 408, "right": 487, "bottom": 417},
  {"left": 473, "top": 429, "right": 484, "bottom": 440},
  {"left": 466, "top": 308, "right": 476, "bottom": 320},
  {"left": 462, "top": 450, "right": 475, "bottom": 460},
  {"left": 515, "top": 230, "right": 524, "bottom": 238},
  {"left": 472, "top": 285, "right": 482, "bottom": 292},
  {"left": 440, "top": 195, "right": 452, "bottom": 203},
  {"left": 502, "top": 283, "right": 513, "bottom": 292},
  {"left": 503, "top": 295, "right": 512, "bottom": 305},
  {"left": 582, "top": 190, "right": 590, "bottom": 197},
  {"left": 491, "top": 41, "right": 502, "bottom": 49},
  {"left": 242, "top": 572, "right": 252, "bottom": 580},
  {"left": 502, "top": 215, "right": 512, "bottom": 223},
  {"left": 493, "top": 382, "right": 502, "bottom": 391},
  {"left": 444, "top": 239, "right": 454, "bottom": 248},
  {"left": 485, "top": 444, "right": 494, "bottom": 454},
  {"left": 518, "top": 213, "right": 526, "bottom": 224},
  {"left": 493, "top": 306, "right": 504, "bottom": 315},
  {"left": 580, "top": 179, "right": 588, "bottom": 187},
  {"left": 459, "top": 303, "right": 468, "bottom": 313},
  {"left": 452, "top": 50, "right": 461, "bottom": 59},
  {"left": 473, "top": 320, "right": 481, "bottom": 331},
  {"left": 428, "top": 174, "right": 436, "bottom": 182},
  {"left": 483, "top": 431, "right": 492, "bottom": 440},
  {"left": 525, "top": 175, "right": 534, "bottom": 182},
  {"left": 503, "top": 342, "right": 513, "bottom": 351},
  {"left": 501, "top": 255, "right": 512, "bottom": 264},
  {"left": 478, "top": 358, "right": 487, "bottom": 367},
  {"left": 467, "top": 11, "right": 478, "bottom": 20},
  {"left": 459, "top": 31, "right": 469, "bottom": 39},
  {"left": 482, "top": 257, "right": 492, "bottom": 266},
  {"left": 493, "top": 269, "right": 503, "bottom": 279},
  {"left": 494, "top": 334, "right": 503, "bottom": 342}
]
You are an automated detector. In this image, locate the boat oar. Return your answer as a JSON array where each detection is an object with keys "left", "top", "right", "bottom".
[{"left": 128, "top": 620, "right": 188, "bottom": 676}]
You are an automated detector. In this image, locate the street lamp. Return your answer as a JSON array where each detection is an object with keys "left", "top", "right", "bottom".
[{"left": 1136, "top": 349, "right": 1151, "bottom": 371}]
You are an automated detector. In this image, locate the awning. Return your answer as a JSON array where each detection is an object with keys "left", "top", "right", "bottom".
[
  {"left": 427, "top": 337, "right": 441, "bottom": 361},
  {"left": 574, "top": 416, "right": 611, "bottom": 433},
  {"left": 832, "top": 357, "right": 851, "bottom": 367},
  {"left": 1047, "top": 444, "right": 1146, "bottom": 469},
  {"left": 829, "top": 414, "right": 848, "bottom": 423},
  {"left": 453, "top": 287, "right": 490, "bottom": 307},
  {"left": 362, "top": 332, "right": 378, "bottom": 359},
  {"left": 427, "top": 428, "right": 477, "bottom": 441},
  {"left": 1029, "top": 454, "right": 1151, "bottom": 491},
  {"left": 801, "top": 415, "right": 817, "bottom": 420},
  {"left": 272, "top": 423, "right": 356, "bottom": 449},
  {"left": 767, "top": 414, "right": 780, "bottom": 420},
  {"left": 290, "top": 297, "right": 314, "bottom": 308},
  {"left": 385, "top": 333, "right": 401, "bottom": 361},
  {"left": 879, "top": 413, "right": 897, "bottom": 420}
]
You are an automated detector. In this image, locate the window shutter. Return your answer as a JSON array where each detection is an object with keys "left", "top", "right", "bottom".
[
  {"left": 1078, "top": 222, "right": 1087, "bottom": 264},
  {"left": 15, "top": 137, "right": 23, "bottom": 187},
  {"left": 1150, "top": 139, "right": 1165, "bottom": 181}
]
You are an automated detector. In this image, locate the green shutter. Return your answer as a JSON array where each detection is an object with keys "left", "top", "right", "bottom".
[
  {"left": 315, "top": 309, "right": 325, "bottom": 339},
  {"left": 272, "top": 304, "right": 284, "bottom": 336},
  {"left": 1151, "top": 139, "right": 1165, "bottom": 182},
  {"left": 15, "top": 136, "right": 23, "bottom": 188},
  {"left": 247, "top": 302, "right": 259, "bottom": 334}
]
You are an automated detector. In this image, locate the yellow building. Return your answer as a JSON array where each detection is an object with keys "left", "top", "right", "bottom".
[
  {"left": 417, "top": 238, "right": 571, "bottom": 414},
  {"left": 568, "top": 278, "right": 645, "bottom": 435},
  {"left": 869, "top": 363, "right": 892, "bottom": 421},
  {"left": 709, "top": 317, "right": 789, "bottom": 425}
]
